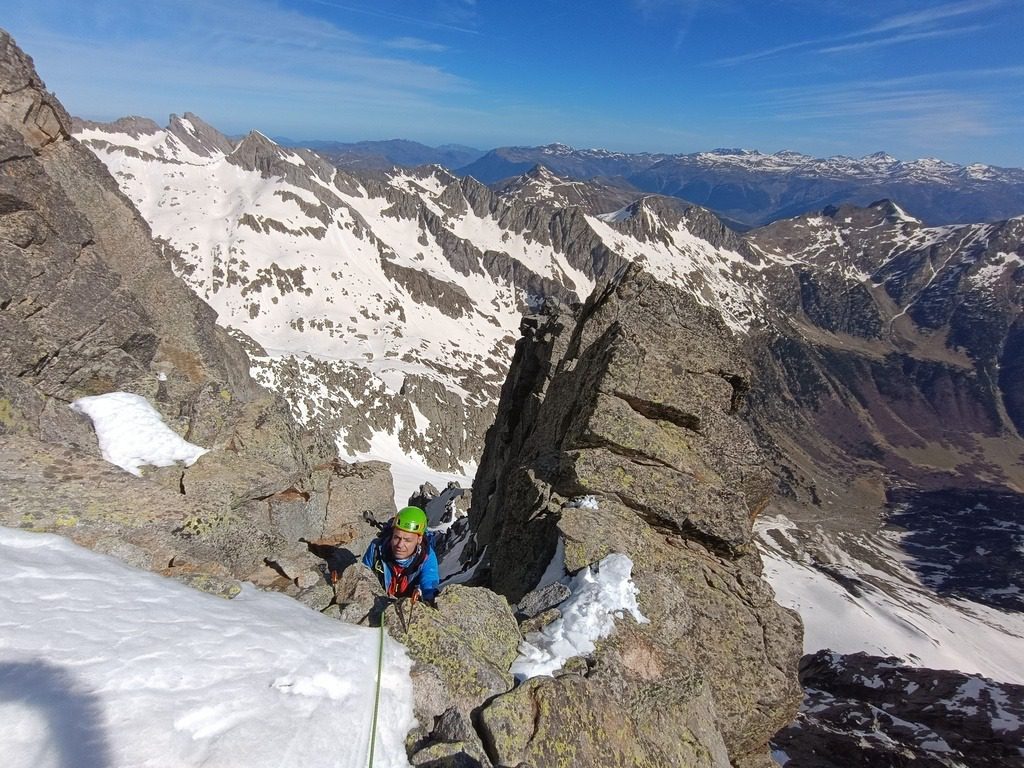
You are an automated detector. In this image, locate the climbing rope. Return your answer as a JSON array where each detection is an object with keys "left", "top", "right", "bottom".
[{"left": 367, "top": 615, "right": 386, "bottom": 768}]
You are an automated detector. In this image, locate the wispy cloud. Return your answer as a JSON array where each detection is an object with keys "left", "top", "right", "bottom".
[
  {"left": 752, "top": 67, "right": 1024, "bottom": 154},
  {"left": 632, "top": 0, "right": 738, "bottom": 50},
  {"left": 866, "top": 0, "right": 1001, "bottom": 34},
  {"left": 711, "top": 40, "right": 813, "bottom": 67},
  {"left": 818, "top": 24, "right": 985, "bottom": 53},
  {"left": 303, "top": 0, "right": 480, "bottom": 35},
  {"left": 710, "top": 0, "right": 1001, "bottom": 66},
  {"left": 435, "top": 0, "right": 480, "bottom": 28},
  {"left": 6, "top": 0, "right": 479, "bottom": 141},
  {"left": 386, "top": 37, "right": 448, "bottom": 53},
  {"left": 633, "top": 0, "right": 734, "bottom": 14}
]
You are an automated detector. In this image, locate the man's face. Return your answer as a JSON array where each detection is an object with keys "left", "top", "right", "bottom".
[{"left": 390, "top": 528, "right": 421, "bottom": 560}]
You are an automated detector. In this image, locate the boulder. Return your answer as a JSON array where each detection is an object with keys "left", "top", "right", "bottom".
[
  {"left": 319, "top": 458, "right": 395, "bottom": 547},
  {"left": 478, "top": 672, "right": 729, "bottom": 768},
  {"left": 393, "top": 585, "right": 520, "bottom": 724}
]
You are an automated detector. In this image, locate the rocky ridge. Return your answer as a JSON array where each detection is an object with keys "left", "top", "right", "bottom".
[
  {"left": 465, "top": 265, "right": 803, "bottom": 767},
  {"left": 75, "top": 119, "right": 609, "bottom": 473},
  {"left": 76, "top": 114, "right": 789, "bottom": 474},
  {"left": 289, "top": 137, "right": 485, "bottom": 173},
  {"left": 495, "top": 163, "right": 640, "bottom": 213}
]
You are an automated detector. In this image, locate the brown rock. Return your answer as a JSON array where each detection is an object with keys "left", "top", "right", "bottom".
[{"left": 469, "top": 265, "right": 802, "bottom": 764}]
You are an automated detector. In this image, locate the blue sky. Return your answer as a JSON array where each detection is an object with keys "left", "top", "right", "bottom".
[{"left": 5, "top": 0, "right": 1023, "bottom": 166}]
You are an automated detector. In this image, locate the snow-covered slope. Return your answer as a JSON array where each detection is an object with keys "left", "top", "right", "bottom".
[
  {"left": 75, "top": 115, "right": 788, "bottom": 477},
  {"left": 0, "top": 526, "right": 415, "bottom": 768},
  {"left": 757, "top": 514, "right": 1024, "bottom": 684}
]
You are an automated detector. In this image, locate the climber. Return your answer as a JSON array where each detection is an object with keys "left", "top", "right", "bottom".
[{"left": 362, "top": 505, "right": 440, "bottom": 601}]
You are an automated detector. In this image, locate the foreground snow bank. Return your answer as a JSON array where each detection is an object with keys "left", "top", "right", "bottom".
[{"left": 0, "top": 527, "right": 415, "bottom": 768}]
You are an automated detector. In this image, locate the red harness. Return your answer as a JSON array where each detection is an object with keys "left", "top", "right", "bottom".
[{"left": 387, "top": 560, "right": 413, "bottom": 597}]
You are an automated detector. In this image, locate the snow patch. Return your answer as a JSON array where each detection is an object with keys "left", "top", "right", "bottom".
[
  {"left": 756, "top": 515, "right": 1024, "bottom": 684},
  {"left": 511, "top": 553, "right": 648, "bottom": 681},
  {"left": 70, "top": 392, "right": 208, "bottom": 476},
  {"left": 0, "top": 526, "right": 415, "bottom": 768}
]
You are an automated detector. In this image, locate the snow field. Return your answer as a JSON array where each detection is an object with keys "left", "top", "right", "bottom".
[
  {"left": 336, "top": 426, "right": 475, "bottom": 510},
  {"left": 757, "top": 515, "right": 1024, "bottom": 684},
  {"left": 0, "top": 527, "right": 415, "bottom": 768},
  {"left": 585, "top": 209, "right": 765, "bottom": 332}
]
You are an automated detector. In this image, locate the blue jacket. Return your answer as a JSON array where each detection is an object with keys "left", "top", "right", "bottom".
[{"left": 362, "top": 530, "right": 440, "bottom": 601}]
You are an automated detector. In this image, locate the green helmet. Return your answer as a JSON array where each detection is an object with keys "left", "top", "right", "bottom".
[{"left": 395, "top": 506, "right": 427, "bottom": 534}]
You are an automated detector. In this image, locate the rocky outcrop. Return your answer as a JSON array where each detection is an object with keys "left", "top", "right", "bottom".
[
  {"left": 72, "top": 115, "right": 163, "bottom": 138},
  {"left": 0, "top": 29, "right": 379, "bottom": 591},
  {"left": 331, "top": 568, "right": 519, "bottom": 766},
  {"left": 773, "top": 651, "right": 1024, "bottom": 768},
  {"left": 467, "top": 264, "right": 803, "bottom": 766},
  {"left": 167, "top": 112, "right": 235, "bottom": 157}
]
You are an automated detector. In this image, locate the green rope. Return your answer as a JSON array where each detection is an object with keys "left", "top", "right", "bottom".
[{"left": 367, "top": 616, "right": 386, "bottom": 768}]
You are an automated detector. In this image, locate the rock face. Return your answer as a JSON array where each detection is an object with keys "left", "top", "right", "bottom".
[
  {"left": 0, "top": 29, "right": 390, "bottom": 589},
  {"left": 468, "top": 264, "right": 803, "bottom": 766},
  {"left": 330, "top": 568, "right": 518, "bottom": 767},
  {"left": 773, "top": 651, "right": 1024, "bottom": 768}
]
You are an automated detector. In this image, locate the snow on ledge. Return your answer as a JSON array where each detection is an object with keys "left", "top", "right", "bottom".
[
  {"left": 70, "top": 392, "right": 209, "bottom": 476},
  {"left": 511, "top": 552, "right": 648, "bottom": 681}
]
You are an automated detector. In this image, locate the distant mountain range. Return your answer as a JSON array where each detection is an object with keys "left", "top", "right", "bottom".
[
  {"left": 282, "top": 137, "right": 1024, "bottom": 228},
  {"left": 275, "top": 137, "right": 485, "bottom": 173}
]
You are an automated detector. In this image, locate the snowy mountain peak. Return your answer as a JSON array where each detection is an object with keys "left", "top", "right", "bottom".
[
  {"left": 869, "top": 198, "right": 921, "bottom": 224},
  {"left": 167, "top": 112, "right": 235, "bottom": 157},
  {"left": 227, "top": 130, "right": 299, "bottom": 175},
  {"left": 540, "top": 142, "right": 576, "bottom": 155},
  {"left": 72, "top": 114, "right": 162, "bottom": 138},
  {"left": 525, "top": 163, "right": 560, "bottom": 181},
  {"left": 495, "top": 164, "right": 638, "bottom": 213},
  {"left": 234, "top": 129, "right": 278, "bottom": 150},
  {"left": 819, "top": 198, "right": 922, "bottom": 227}
]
